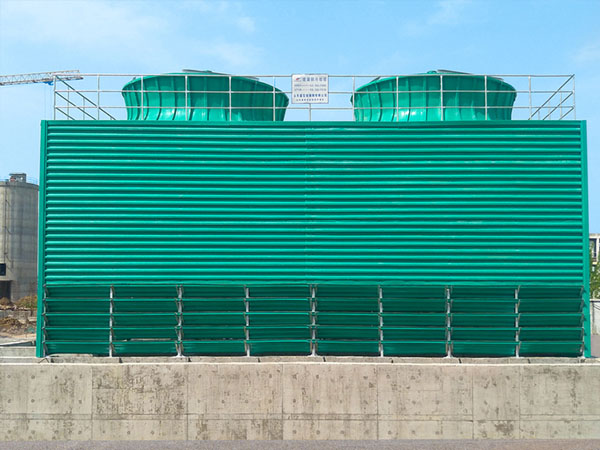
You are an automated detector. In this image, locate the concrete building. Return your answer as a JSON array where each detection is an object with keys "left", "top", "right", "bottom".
[
  {"left": 591, "top": 233, "right": 600, "bottom": 264},
  {"left": 0, "top": 173, "right": 38, "bottom": 300}
]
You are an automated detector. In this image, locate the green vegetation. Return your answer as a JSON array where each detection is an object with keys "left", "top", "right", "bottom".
[{"left": 15, "top": 295, "right": 37, "bottom": 310}]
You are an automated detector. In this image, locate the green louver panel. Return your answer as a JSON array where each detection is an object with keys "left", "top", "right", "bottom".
[{"left": 38, "top": 121, "right": 590, "bottom": 357}]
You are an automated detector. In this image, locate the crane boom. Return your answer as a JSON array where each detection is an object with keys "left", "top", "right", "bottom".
[{"left": 0, "top": 70, "right": 83, "bottom": 86}]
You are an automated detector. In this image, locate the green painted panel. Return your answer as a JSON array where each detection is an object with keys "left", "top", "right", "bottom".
[
  {"left": 112, "top": 341, "right": 177, "bottom": 356},
  {"left": 182, "top": 326, "right": 245, "bottom": 340},
  {"left": 451, "top": 341, "right": 517, "bottom": 357},
  {"left": 382, "top": 327, "right": 446, "bottom": 341},
  {"left": 317, "top": 326, "right": 379, "bottom": 340},
  {"left": 248, "top": 326, "right": 311, "bottom": 340},
  {"left": 248, "top": 340, "right": 311, "bottom": 356},
  {"left": 181, "top": 340, "right": 246, "bottom": 355},
  {"left": 45, "top": 341, "right": 109, "bottom": 355},
  {"left": 383, "top": 341, "right": 447, "bottom": 356},
  {"left": 519, "top": 341, "right": 583, "bottom": 357},
  {"left": 38, "top": 121, "right": 589, "bottom": 357},
  {"left": 316, "top": 341, "right": 380, "bottom": 356}
]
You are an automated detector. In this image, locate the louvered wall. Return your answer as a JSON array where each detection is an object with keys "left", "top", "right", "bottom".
[{"left": 37, "top": 121, "right": 590, "bottom": 357}]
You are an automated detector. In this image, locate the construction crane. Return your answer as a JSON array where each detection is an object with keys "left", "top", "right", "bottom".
[{"left": 0, "top": 70, "right": 82, "bottom": 86}]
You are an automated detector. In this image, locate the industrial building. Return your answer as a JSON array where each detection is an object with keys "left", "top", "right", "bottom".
[
  {"left": 0, "top": 173, "right": 38, "bottom": 300},
  {"left": 590, "top": 233, "right": 599, "bottom": 263},
  {"left": 36, "top": 71, "right": 590, "bottom": 358}
]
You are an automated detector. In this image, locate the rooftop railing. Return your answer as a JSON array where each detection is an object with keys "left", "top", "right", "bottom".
[{"left": 52, "top": 73, "right": 576, "bottom": 122}]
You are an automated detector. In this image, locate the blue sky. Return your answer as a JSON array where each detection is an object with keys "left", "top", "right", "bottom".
[{"left": 1, "top": 0, "right": 599, "bottom": 229}]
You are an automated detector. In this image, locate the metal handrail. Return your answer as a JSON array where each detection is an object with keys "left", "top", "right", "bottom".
[
  {"left": 529, "top": 75, "right": 574, "bottom": 119},
  {"left": 52, "top": 73, "right": 577, "bottom": 122}
]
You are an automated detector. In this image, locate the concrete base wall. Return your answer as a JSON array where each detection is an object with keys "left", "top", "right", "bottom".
[{"left": 1, "top": 359, "right": 599, "bottom": 441}]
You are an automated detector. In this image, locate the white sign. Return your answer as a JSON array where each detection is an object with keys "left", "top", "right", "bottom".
[{"left": 292, "top": 74, "right": 329, "bottom": 104}]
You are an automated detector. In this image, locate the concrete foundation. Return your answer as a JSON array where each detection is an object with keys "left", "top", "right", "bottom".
[{"left": 0, "top": 358, "right": 599, "bottom": 441}]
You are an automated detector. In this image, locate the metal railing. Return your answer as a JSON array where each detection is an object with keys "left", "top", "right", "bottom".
[{"left": 52, "top": 73, "right": 576, "bottom": 121}]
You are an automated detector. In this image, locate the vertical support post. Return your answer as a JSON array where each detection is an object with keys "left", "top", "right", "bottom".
[
  {"left": 559, "top": 91, "right": 563, "bottom": 120},
  {"left": 439, "top": 74, "right": 444, "bottom": 121},
  {"left": 308, "top": 102, "right": 312, "bottom": 121},
  {"left": 396, "top": 76, "right": 399, "bottom": 122},
  {"left": 484, "top": 75, "right": 488, "bottom": 120},
  {"left": 244, "top": 286, "right": 250, "bottom": 357},
  {"left": 352, "top": 76, "right": 356, "bottom": 121},
  {"left": 378, "top": 286, "right": 384, "bottom": 357},
  {"left": 185, "top": 75, "right": 188, "bottom": 120},
  {"left": 446, "top": 286, "right": 452, "bottom": 357},
  {"left": 229, "top": 75, "right": 232, "bottom": 122},
  {"left": 140, "top": 76, "right": 144, "bottom": 120},
  {"left": 53, "top": 76, "right": 57, "bottom": 120},
  {"left": 66, "top": 84, "right": 70, "bottom": 120},
  {"left": 515, "top": 286, "right": 520, "bottom": 358},
  {"left": 311, "top": 286, "right": 316, "bottom": 356},
  {"left": 273, "top": 76, "right": 276, "bottom": 121},
  {"left": 177, "top": 285, "right": 183, "bottom": 357},
  {"left": 109, "top": 285, "right": 114, "bottom": 358},
  {"left": 97, "top": 75, "right": 101, "bottom": 120},
  {"left": 528, "top": 76, "right": 532, "bottom": 119},
  {"left": 573, "top": 76, "right": 577, "bottom": 119},
  {"left": 41, "top": 285, "right": 48, "bottom": 358}
]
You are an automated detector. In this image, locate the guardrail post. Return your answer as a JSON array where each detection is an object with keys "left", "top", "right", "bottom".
[
  {"left": 97, "top": 75, "right": 100, "bottom": 120},
  {"left": 140, "top": 76, "right": 144, "bottom": 120},
  {"left": 528, "top": 76, "right": 532, "bottom": 120},
  {"left": 440, "top": 74, "right": 444, "bottom": 121},
  {"left": 352, "top": 76, "right": 356, "bottom": 121},
  {"left": 573, "top": 76, "right": 577, "bottom": 119},
  {"left": 53, "top": 76, "right": 57, "bottom": 119},
  {"left": 273, "top": 76, "right": 276, "bottom": 121},
  {"left": 229, "top": 75, "right": 232, "bottom": 122},
  {"left": 484, "top": 75, "right": 488, "bottom": 120},
  {"left": 396, "top": 76, "right": 399, "bottom": 122},
  {"left": 185, "top": 75, "right": 188, "bottom": 120}
]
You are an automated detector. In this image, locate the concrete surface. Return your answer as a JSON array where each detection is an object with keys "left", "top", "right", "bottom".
[
  {"left": 1, "top": 440, "right": 600, "bottom": 449},
  {"left": 0, "top": 359, "right": 599, "bottom": 441}
]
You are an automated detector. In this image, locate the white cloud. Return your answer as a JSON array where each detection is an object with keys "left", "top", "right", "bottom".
[
  {"left": 0, "top": 0, "right": 263, "bottom": 71},
  {"left": 427, "top": 0, "right": 471, "bottom": 26},
  {"left": 192, "top": 41, "right": 263, "bottom": 68},
  {"left": 574, "top": 40, "right": 600, "bottom": 64},
  {"left": 177, "top": 0, "right": 256, "bottom": 33},
  {"left": 399, "top": 0, "right": 472, "bottom": 37},
  {"left": 0, "top": 0, "right": 166, "bottom": 50},
  {"left": 236, "top": 16, "right": 256, "bottom": 33}
]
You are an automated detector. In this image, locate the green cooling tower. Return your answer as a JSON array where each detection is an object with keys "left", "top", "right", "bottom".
[
  {"left": 122, "top": 71, "right": 289, "bottom": 121},
  {"left": 352, "top": 70, "right": 517, "bottom": 122}
]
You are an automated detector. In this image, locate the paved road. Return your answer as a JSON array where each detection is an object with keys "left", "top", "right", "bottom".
[{"left": 1, "top": 441, "right": 599, "bottom": 450}]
